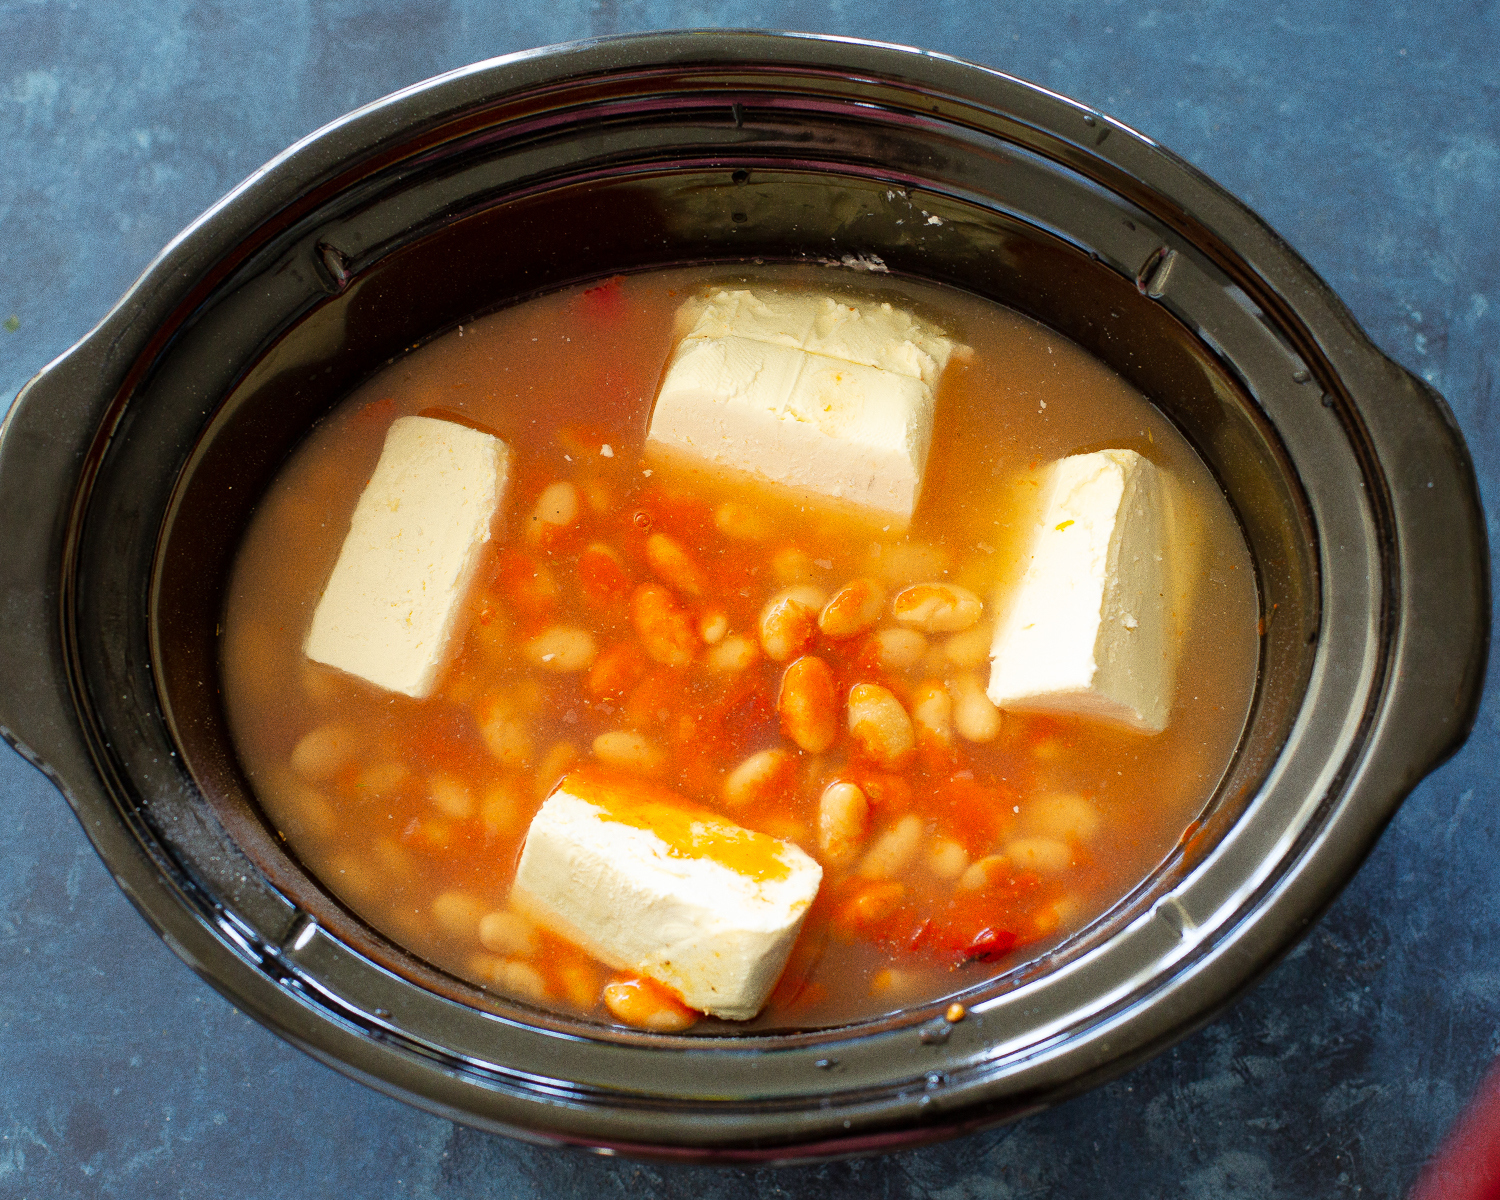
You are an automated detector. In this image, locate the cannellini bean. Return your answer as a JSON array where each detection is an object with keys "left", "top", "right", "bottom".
[
  {"left": 869, "top": 627, "right": 928, "bottom": 671},
  {"left": 586, "top": 640, "right": 648, "bottom": 699},
  {"left": 909, "top": 679, "right": 953, "bottom": 744},
  {"left": 847, "top": 682, "right": 916, "bottom": 768},
  {"left": 645, "top": 532, "right": 708, "bottom": 597},
  {"left": 920, "top": 644, "right": 951, "bottom": 679},
  {"left": 758, "top": 586, "right": 826, "bottom": 662},
  {"left": 534, "top": 740, "right": 579, "bottom": 799},
  {"left": 494, "top": 959, "right": 549, "bottom": 1002},
  {"left": 479, "top": 779, "right": 524, "bottom": 836},
  {"left": 778, "top": 656, "right": 838, "bottom": 753},
  {"left": 592, "top": 730, "right": 667, "bottom": 775},
  {"left": 1022, "top": 792, "right": 1101, "bottom": 842},
  {"left": 428, "top": 774, "right": 476, "bottom": 819},
  {"left": 841, "top": 881, "right": 906, "bottom": 927},
  {"left": 772, "top": 546, "right": 819, "bottom": 586},
  {"left": 477, "top": 699, "right": 534, "bottom": 768},
  {"left": 819, "top": 577, "right": 886, "bottom": 639},
  {"left": 705, "top": 634, "right": 759, "bottom": 673},
  {"left": 698, "top": 610, "right": 729, "bottom": 644},
  {"left": 1051, "top": 894, "right": 1084, "bottom": 927},
  {"left": 892, "top": 583, "right": 983, "bottom": 633},
  {"left": 290, "top": 723, "right": 361, "bottom": 782},
  {"left": 817, "top": 780, "right": 870, "bottom": 867},
  {"left": 944, "top": 624, "right": 993, "bottom": 669},
  {"left": 527, "top": 481, "right": 580, "bottom": 540},
  {"left": 723, "top": 748, "right": 795, "bottom": 809},
  {"left": 523, "top": 625, "right": 598, "bottom": 672},
  {"left": 869, "top": 966, "right": 921, "bottom": 996},
  {"left": 603, "top": 976, "right": 698, "bottom": 1031},
  {"left": 714, "top": 500, "right": 773, "bottom": 541},
  {"left": 950, "top": 673, "right": 1002, "bottom": 743},
  {"left": 857, "top": 813, "right": 925, "bottom": 879},
  {"left": 958, "top": 854, "right": 1010, "bottom": 892},
  {"left": 357, "top": 760, "right": 409, "bottom": 795},
  {"left": 478, "top": 909, "right": 538, "bottom": 956},
  {"left": 431, "top": 890, "right": 487, "bottom": 937},
  {"left": 1004, "top": 836, "right": 1074, "bottom": 873},
  {"left": 925, "top": 837, "right": 970, "bottom": 880},
  {"left": 630, "top": 583, "right": 697, "bottom": 665},
  {"left": 269, "top": 772, "right": 337, "bottom": 840}
]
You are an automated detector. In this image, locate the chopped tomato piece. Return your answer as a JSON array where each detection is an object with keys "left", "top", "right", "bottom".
[{"left": 576, "top": 542, "right": 632, "bottom": 607}]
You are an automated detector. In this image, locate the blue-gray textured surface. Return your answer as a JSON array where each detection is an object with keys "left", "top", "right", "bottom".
[{"left": 1, "top": 1, "right": 1495, "bottom": 1196}]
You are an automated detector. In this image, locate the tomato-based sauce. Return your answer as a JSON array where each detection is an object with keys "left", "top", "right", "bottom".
[{"left": 221, "top": 266, "right": 1259, "bottom": 1032}]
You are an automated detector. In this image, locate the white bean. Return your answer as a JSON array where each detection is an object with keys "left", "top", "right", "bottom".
[
  {"left": 950, "top": 673, "right": 1002, "bottom": 743},
  {"left": 431, "top": 891, "right": 487, "bottom": 937},
  {"left": 772, "top": 546, "right": 819, "bottom": 586},
  {"left": 723, "top": 748, "right": 794, "bottom": 809},
  {"left": 290, "top": 724, "right": 361, "bottom": 782},
  {"left": 925, "top": 837, "right": 970, "bottom": 880},
  {"left": 527, "top": 481, "right": 580, "bottom": 539},
  {"left": 817, "top": 781, "right": 870, "bottom": 868},
  {"left": 909, "top": 679, "right": 953, "bottom": 744},
  {"left": 523, "top": 625, "right": 598, "bottom": 672},
  {"left": 892, "top": 583, "right": 983, "bottom": 633},
  {"left": 698, "top": 610, "right": 729, "bottom": 645},
  {"left": 957, "top": 853, "right": 1010, "bottom": 892},
  {"left": 758, "top": 586, "right": 826, "bottom": 662},
  {"left": 494, "top": 959, "right": 548, "bottom": 1002},
  {"left": 819, "top": 578, "right": 886, "bottom": 639},
  {"left": 592, "top": 730, "right": 666, "bottom": 775},
  {"left": 428, "top": 774, "right": 475, "bottom": 819},
  {"left": 944, "top": 624, "right": 993, "bottom": 669},
  {"left": 869, "top": 627, "right": 927, "bottom": 671},
  {"left": 1004, "top": 837, "right": 1073, "bottom": 873},
  {"left": 705, "top": 634, "right": 759, "bottom": 673},
  {"left": 478, "top": 909, "right": 538, "bottom": 956},
  {"left": 714, "top": 501, "right": 773, "bottom": 541},
  {"left": 1022, "top": 792, "right": 1101, "bottom": 842},
  {"left": 857, "top": 814, "right": 925, "bottom": 880},
  {"left": 847, "top": 683, "right": 916, "bottom": 768}
]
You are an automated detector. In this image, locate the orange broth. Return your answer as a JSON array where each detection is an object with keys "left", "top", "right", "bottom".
[{"left": 220, "top": 266, "right": 1259, "bottom": 1032}]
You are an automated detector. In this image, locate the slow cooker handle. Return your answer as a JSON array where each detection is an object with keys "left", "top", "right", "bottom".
[
  {"left": 1362, "top": 361, "right": 1490, "bottom": 795},
  {"left": 0, "top": 346, "right": 115, "bottom": 798}
]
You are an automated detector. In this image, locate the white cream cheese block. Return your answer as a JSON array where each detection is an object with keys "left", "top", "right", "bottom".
[
  {"left": 647, "top": 289, "right": 961, "bottom": 523},
  {"left": 304, "top": 414, "right": 510, "bottom": 699},
  {"left": 511, "top": 770, "right": 823, "bottom": 1021},
  {"left": 986, "top": 449, "right": 1177, "bottom": 733}
]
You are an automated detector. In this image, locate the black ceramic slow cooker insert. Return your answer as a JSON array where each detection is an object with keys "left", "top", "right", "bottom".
[{"left": 0, "top": 32, "right": 1486, "bottom": 1161}]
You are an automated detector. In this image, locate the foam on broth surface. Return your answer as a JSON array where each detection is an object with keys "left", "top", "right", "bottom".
[{"left": 221, "top": 266, "right": 1259, "bottom": 1032}]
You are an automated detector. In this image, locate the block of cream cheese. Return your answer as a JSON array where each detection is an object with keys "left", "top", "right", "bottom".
[
  {"left": 511, "top": 769, "right": 823, "bottom": 1021},
  {"left": 646, "top": 289, "right": 961, "bottom": 523},
  {"left": 304, "top": 415, "right": 510, "bottom": 699},
  {"left": 987, "top": 449, "right": 1176, "bottom": 733}
]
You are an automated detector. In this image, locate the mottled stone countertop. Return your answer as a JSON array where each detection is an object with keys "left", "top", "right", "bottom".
[{"left": 2, "top": 3, "right": 1495, "bottom": 1197}]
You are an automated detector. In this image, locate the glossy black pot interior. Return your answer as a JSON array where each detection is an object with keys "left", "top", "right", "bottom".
[{"left": 0, "top": 33, "right": 1486, "bottom": 1162}]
